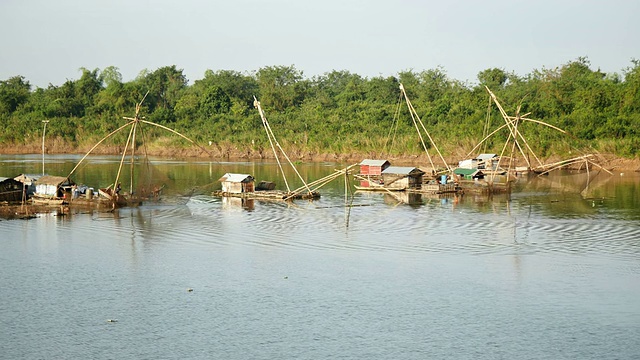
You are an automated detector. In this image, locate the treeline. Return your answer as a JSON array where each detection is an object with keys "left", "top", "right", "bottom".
[{"left": 0, "top": 57, "right": 639, "bottom": 158}]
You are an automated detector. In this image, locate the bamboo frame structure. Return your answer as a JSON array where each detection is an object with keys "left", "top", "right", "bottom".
[
  {"left": 65, "top": 92, "right": 212, "bottom": 208},
  {"left": 253, "top": 97, "right": 314, "bottom": 197},
  {"left": 399, "top": 84, "right": 451, "bottom": 173},
  {"left": 464, "top": 87, "right": 612, "bottom": 189},
  {"left": 283, "top": 164, "right": 358, "bottom": 201}
]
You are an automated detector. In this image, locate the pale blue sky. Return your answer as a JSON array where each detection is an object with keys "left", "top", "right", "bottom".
[{"left": 1, "top": 0, "right": 638, "bottom": 88}]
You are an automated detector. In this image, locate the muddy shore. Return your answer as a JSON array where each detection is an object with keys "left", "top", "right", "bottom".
[{"left": 1, "top": 142, "right": 639, "bottom": 172}]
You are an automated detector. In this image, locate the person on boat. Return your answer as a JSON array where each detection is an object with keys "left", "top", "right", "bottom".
[{"left": 115, "top": 183, "right": 122, "bottom": 195}]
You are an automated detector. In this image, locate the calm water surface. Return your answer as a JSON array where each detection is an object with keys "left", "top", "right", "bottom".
[{"left": 1, "top": 155, "right": 639, "bottom": 359}]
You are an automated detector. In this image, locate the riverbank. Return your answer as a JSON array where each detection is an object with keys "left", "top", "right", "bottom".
[{"left": 1, "top": 142, "right": 639, "bottom": 172}]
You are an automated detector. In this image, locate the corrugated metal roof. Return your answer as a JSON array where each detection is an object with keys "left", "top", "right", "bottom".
[
  {"left": 36, "top": 175, "right": 73, "bottom": 186},
  {"left": 453, "top": 168, "right": 479, "bottom": 176},
  {"left": 476, "top": 153, "right": 497, "bottom": 160},
  {"left": 360, "top": 159, "right": 389, "bottom": 166},
  {"left": 218, "top": 173, "right": 254, "bottom": 183},
  {"left": 382, "top": 166, "right": 423, "bottom": 175}
]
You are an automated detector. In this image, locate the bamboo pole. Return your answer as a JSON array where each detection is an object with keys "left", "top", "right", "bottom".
[
  {"left": 129, "top": 121, "right": 137, "bottom": 194},
  {"left": 253, "top": 97, "right": 290, "bottom": 191},
  {"left": 490, "top": 124, "right": 514, "bottom": 185},
  {"left": 536, "top": 155, "right": 613, "bottom": 176},
  {"left": 401, "top": 84, "right": 435, "bottom": 171},
  {"left": 138, "top": 120, "right": 213, "bottom": 157},
  {"left": 482, "top": 95, "right": 492, "bottom": 154},
  {"left": 254, "top": 97, "right": 314, "bottom": 195},
  {"left": 506, "top": 113, "right": 520, "bottom": 172},
  {"left": 383, "top": 92, "right": 404, "bottom": 155},
  {"left": 486, "top": 87, "right": 538, "bottom": 167},
  {"left": 284, "top": 164, "right": 357, "bottom": 200},
  {"left": 114, "top": 120, "right": 136, "bottom": 193},
  {"left": 400, "top": 84, "right": 450, "bottom": 172},
  {"left": 67, "top": 91, "right": 213, "bottom": 194},
  {"left": 66, "top": 120, "right": 135, "bottom": 179}
]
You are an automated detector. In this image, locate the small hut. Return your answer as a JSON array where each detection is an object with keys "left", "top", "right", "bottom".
[
  {"left": 0, "top": 177, "right": 25, "bottom": 203},
  {"left": 218, "top": 173, "right": 255, "bottom": 194},
  {"left": 381, "top": 166, "right": 424, "bottom": 190},
  {"left": 359, "top": 159, "right": 390, "bottom": 175},
  {"left": 454, "top": 168, "right": 485, "bottom": 180},
  {"left": 357, "top": 159, "right": 391, "bottom": 188},
  {"left": 14, "top": 174, "right": 38, "bottom": 196},
  {"left": 458, "top": 153, "right": 499, "bottom": 170},
  {"left": 34, "top": 175, "right": 75, "bottom": 198},
  {"left": 476, "top": 153, "right": 499, "bottom": 170}
]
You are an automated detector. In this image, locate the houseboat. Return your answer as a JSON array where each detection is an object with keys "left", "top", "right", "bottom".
[
  {"left": 354, "top": 159, "right": 390, "bottom": 189},
  {"left": 0, "top": 177, "right": 26, "bottom": 203},
  {"left": 355, "top": 166, "right": 425, "bottom": 191},
  {"left": 31, "top": 175, "right": 75, "bottom": 205},
  {"left": 212, "top": 173, "right": 320, "bottom": 200}
]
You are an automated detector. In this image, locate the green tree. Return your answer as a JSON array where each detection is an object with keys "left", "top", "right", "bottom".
[
  {"left": 137, "top": 65, "right": 188, "bottom": 122},
  {"left": 0, "top": 76, "right": 31, "bottom": 115},
  {"left": 477, "top": 68, "right": 508, "bottom": 89},
  {"left": 256, "top": 65, "right": 307, "bottom": 111}
]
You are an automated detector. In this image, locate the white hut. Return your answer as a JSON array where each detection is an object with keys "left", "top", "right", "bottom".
[
  {"left": 34, "top": 176, "right": 74, "bottom": 198},
  {"left": 218, "top": 173, "right": 255, "bottom": 194}
]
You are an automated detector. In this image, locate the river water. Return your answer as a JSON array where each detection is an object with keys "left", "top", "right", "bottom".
[{"left": 1, "top": 154, "right": 639, "bottom": 359}]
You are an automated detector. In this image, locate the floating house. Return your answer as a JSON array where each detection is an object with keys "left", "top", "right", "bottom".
[
  {"left": 0, "top": 177, "right": 25, "bottom": 203},
  {"left": 34, "top": 176, "right": 75, "bottom": 199},
  {"left": 14, "top": 174, "right": 38, "bottom": 196},
  {"left": 381, "top": 166, "right": 425, "bottom": 190},
  {"left": 214, "top": 172, "right": 320, "bottom": 201},
  {"left": 359, "top": 159, "right": 390, "bottom": 175},
  {"left": 356, "top": 159, "right": 390, "bottom": 188},
  {"left": 218, "top": 173, "right": 255, "bottom": 194},
  {"left": 458, "top": 153, "right": 499, "bottom": 170},
  {"left": 453, "top": 168, "right": 485, "bottom": 180}
]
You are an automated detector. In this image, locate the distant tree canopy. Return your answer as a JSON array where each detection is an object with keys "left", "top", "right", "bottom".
[{"left": 1, "top": 58, "right": 639, "bottom": 157}]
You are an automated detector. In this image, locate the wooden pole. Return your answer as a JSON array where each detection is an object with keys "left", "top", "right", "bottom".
[
  {"left": 400, "top": 84, "right": 450, "bottom": 172},
  {"left": 254, "top": 97, "right": 290, "bottom": 192},
  {"left": 66, "top": 120, "right": 135, "bottom": 179},
  {"left": 138, "top": 120, "right": 213, "bottom": 157},
  {"left": 114, "top": 120, "right": 136, "bottom": 193},
  {"left": 254, "top": 97, "right": 314, "bottom": 195},
  {"left": 129, "top": 121, "right": 137, "bottom": 194}
]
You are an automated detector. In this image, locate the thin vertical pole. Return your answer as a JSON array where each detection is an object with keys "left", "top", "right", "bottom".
[{"left": 41, "top": 120, "right": 49, "bottom": 176}]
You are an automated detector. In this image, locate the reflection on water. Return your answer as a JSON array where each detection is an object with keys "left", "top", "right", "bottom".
[{"left": 1, "top": 155, "right": 640, "bottom": 359}]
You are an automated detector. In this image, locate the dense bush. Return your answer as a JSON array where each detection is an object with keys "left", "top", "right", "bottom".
[{"left": 1, "top": 58, "right": 639, "bottom": 158}]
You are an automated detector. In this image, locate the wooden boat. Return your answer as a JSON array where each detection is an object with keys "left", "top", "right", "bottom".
[
  {"left": 97, "top": 187, "right": 142, "bottom": 208},
  {"left": 30, "top": 194, "right": 67, "bottom": 205}
]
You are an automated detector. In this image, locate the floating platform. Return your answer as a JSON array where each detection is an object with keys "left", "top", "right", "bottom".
[
  {"left": 411, "top": 182, "right": 463, "bottom": 195},
  {"left": 355, "top": 182, "right": 463, "bottom": 195},
  {"left": 212, "top": 190, "right": 320, "bottom": 201}
]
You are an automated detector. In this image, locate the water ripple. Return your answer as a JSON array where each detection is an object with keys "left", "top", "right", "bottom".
[{"left": 43, "top": 192, "right": 639, "bottom": 261}]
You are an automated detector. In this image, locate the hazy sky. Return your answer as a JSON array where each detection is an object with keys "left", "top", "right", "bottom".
[{"left": 1, "top": 0, "right": 638, "bottom": 88}]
